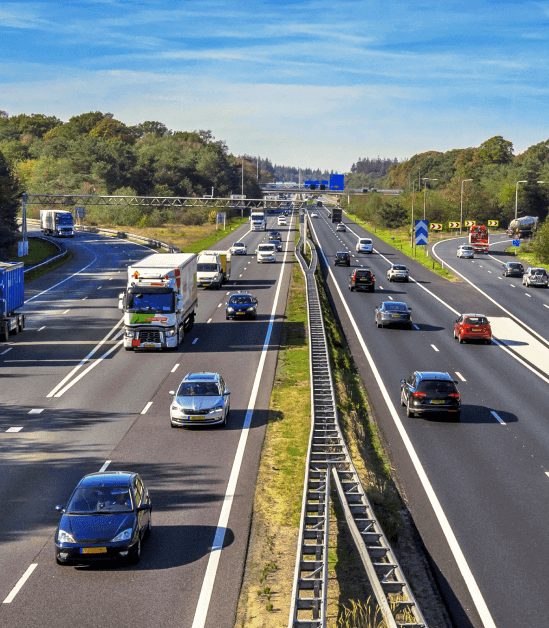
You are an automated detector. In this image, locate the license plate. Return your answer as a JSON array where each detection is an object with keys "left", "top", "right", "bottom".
[
  {"left": 359, "top": 279, "right": 366, "bottom": 282},
  {"left": 189, "top": 416, "right": 205, "bottom": 421},
  {"left": 471, "top": 328, "right": 481, "bottom": 332},
  {"left": 236, "top": 312, "right": 245, "bottom": 315},
  {"left": 392, "top": 314, "right": 401, "bottom": 318},
  {"left": 81, "top": 547, "right": 107, "bottom": 554},
  {"left": 143, "top": 343, "right": 156, "bottom": 348},
  {"left": 429, "top": 400, "right": 445, "bottom": 404}
]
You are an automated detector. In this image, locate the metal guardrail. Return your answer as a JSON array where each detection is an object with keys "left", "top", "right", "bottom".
[{"left": 289, "top": 209, "right": 427, "bottom": 628}]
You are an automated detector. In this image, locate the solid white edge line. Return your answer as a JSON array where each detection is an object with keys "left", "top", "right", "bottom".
[
  {"left": 141, "top": 401, "right": 153, "bottom": 414},
  {"left": 307, "top": 217, "right": 498, "bottom": 628},
  {"left": 3, "top": 564, "right": 38, "bottom": 604},
  {"left": 191, "top": 214, "right": 294, "bottom": 628},
  {"left": 491, "top": 411, "right": 506, "bottom": 425},
  {"left": 99, "top": 460, "right": 111, "bottom": 472},
  {"left": 47, "top": 321, "right": 124, "bottom": 397}
]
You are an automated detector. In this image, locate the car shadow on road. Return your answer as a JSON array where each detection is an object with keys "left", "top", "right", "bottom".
[
  {"left": 410, "top": 323, "right": 445, "bottom": 332},
  {"left": 460, "top": 405, "right": 518, "bottom": 424}
]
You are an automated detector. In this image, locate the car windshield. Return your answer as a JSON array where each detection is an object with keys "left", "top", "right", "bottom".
[
  {"left": 177, "top": 382, "right": 221, "bottom": 397},
  {"left": 509, "top": 264, "right": 521, "bottom": 268},
  {"left": 126, "top": 291, "right": 173, "bottom": 313},
  {"left": 197, "top": 263, "right": 218, "bottom": 272},
  {"left": 383, "top": 303, "right": 406, "bottom": 311},
  {"left": 233, "top": 242, "right": 244, "bottom": 247},
  {"left": 66, "top": 487, "right": 133, "bottom": 514},
  {"left": 258, "top": 245, "right": 274, "bottom": 251},
  {"left": 417, "top": 381, "right": 456, "bottom": 393},
  {"left": 464, "top": 317, "right": 488, "bottom": 325},
  {"left": 230, "top": 295, "right": 252, "bottom": 304}
]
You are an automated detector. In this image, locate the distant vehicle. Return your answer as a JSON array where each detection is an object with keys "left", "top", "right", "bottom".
[
  {"left": 256, "top": 243, "right": 276, "bottom": 263},
  {"left": 375, "top": 301, "right": 412, "bottom": 328},
  {"left": 250, "top": 210, "right": 267, "bottom": 231},
  {"left": 349, "top": 268, "right": 375, "bottom": 292},
  {"left": 336, "top": 223, "right": 346, "bottom": 232},
  {"left": 54, "top": 471, "right": 152, "bottom": 565},
  {"left": 387, "top": 264, "right": 409, "bottom": 282},
  {"left": 316, "top": 201, "right": 322, "bottom": 207},
  {"left": 0, "top": 262, "right": 25, "bottom": 342},
  {"left": 40, "top": 209, "right": 74, "bottom": 237},
  {"left": 507, "top": 216, "right": 539, "bottom": 239},
  {"left": 334, "top": 251, "right": 350, "bottom": 267},
  {"left": 400, "top": 372, "right": 461, "bottom": 420},
  {"left": 356, "top": 238, "right": 373, "bottom": 254},
  {"left": 457, "top": 245, "right": 475, "bottom": 259},
  {"left": 468, "top": 225, "right": 489, "bottom": 254},
  {"left": 310, "top": 211, "right": 318, "bottom": 218},
  {"left": 230, "top": 242, "right": 247, "bottom": 255},
  {"left": 453, "top": 314, "right": 492, "bottom": 344},
  {"left": 502, "top": 261, "right": 524, "bottom": 277},
  {"left": 522, "top": 267, "right": 549, "bottom": 288},
  {"left": 330, "top": 207, "right": 343, "bottom": 223},
  {"left": 196, "top": 251, "right": 230, "bottom": 289},
  {"left": 169, "top": 372, "right": 231, "bottom": 428},
  {"left": 225, "top": 292, "right": 258, "bottom": 320},
  {"left": 278, "top": 216, "right": 287, "bottom": 226}
]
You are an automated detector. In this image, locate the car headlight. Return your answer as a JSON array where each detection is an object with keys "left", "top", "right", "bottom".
[
  {"left": 209, "top": 405, "right": 224, "bottom": 414},
  {"left": 58, "top": 529, "right": 75, "bottom": 543},
  {"left": 165, "top": 328, "right": 176, "bottom": 337},
  {"left": 227, "top": 307, "right": 234, "bottom": 313},
  {"left": 124, "top": 330, "right": 136, "bottom": 338},
  {"left": 247, "top": 307, "right": 255, "bottom": 312},
  {"left": 112, "top": 528, "right": 133, "bottom": 542}
]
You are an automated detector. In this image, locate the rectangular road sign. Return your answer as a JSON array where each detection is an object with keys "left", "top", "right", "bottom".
[
  {"left": 465, "top": 220, "right": 476, "bottom": 227},
  {"left": 430, "top": 223, "right": 442, "bottom": 230},
  {"left": 415, "top": 220, "right": 428, "bottom": 245},
  {"left": 329, "top": 174, "right": 344, "bottom": 190},
  {"left": 512, "top": 239, "right": 520, "bottom": 247},
  {"left": 488, "top": 220, "right": 499, "bottom": 227},
  {"left": 449, "top": 221, "right": 461, "bottom": 229}
]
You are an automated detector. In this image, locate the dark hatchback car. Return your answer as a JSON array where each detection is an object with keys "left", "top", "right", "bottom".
[
  {"left": 375, "top": 301, "right": 412, "bottom": 328},
  {"left": 335, "top": 251, "right": 350, "bottom": 266},
  {"left": 55, "top": 471, "right": 152, "bottom": 565},
  {"left": 349, "top": 268, "right": 375, "bottom": 292},
  {"left": 225, "top": 292, "right": 258, "bottom": 319},
  {"left": 503, "top": 262, "right": 524, "bottom": 277},
  {"left": 400, "top": 372, "right": 461, "bottom": 420}
]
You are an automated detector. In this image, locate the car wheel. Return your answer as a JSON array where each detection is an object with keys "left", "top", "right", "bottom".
[
  {"left": 406, "top": 402, "right": 414, "bottom": 418},
  {"left": 453, "top": 329, "right": 457, "bottom": 340},
  {"left": 408, "top": 323, "right": 413, "bottom": 330},
  {"left": 453, "top": 411, "right": 461, "bottom": 422},
  {"left": 400, "top": 390, "right": 406, "bottom": 406},
  {"left": 405, "top": 277, "right": 409, "bottom": 282},
  {"left": 485, "top": 339, "right": 491, "bottom": 344},
  {"left": 375, "top": 319, "right": 379, "bottom": 328},
  {"left": 170, "top": 421, "right": 178, "bottom": 428},
  {"left": 146, "top": 511, "right": 152, "bottom": 538},
  {"left": 125, "top": 347, "right": 133, "bottom": 352},
  {"left": 369, "top": 287, "right": 374, "bottom": 292},
  {"left": 459, "top": 334, "right": 465, "bottom": 344},
  {"left": 346, "top": 262, "right": 350, "bottom": 266},
  {"left": 56, "top": 556, "right": 69, "bottom": 566},
  {"left": 349, "top": 285, "right": 354, "bottom": 291},
  {"left": 131, "top": 539, "right": 141, "bottom": 565}
]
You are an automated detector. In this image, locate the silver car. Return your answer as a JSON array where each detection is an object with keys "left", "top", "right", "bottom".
[
  {"left": 336, "top": 223, "right": 346, "bottom": 232},
  {"left": 457, "top": 245, "right": 475, "bottom": 259},
  {"left": 522, "top": 267, "right": 549, "bottom": 288},
  {"left": 387, "top": 264, "right": 409, "bottom": 282},
  {"left": 169, "top": 372, "right": 230, "bottom": 428},
  {"left": 230, "top": 242, "right": 247, "bottom": 255}
]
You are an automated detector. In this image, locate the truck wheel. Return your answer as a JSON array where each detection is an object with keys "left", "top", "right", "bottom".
[
  {"left": 1, "top": 322, "right": 8, "bottom": 341},
  {"left": 183, "top": 316, "right": 194, "bottom": 333},
  {"left": 19, "top": 315, "right": 25, "bottom": 332},
  {"left": 125, "top": 347, "right": 133, "bottom": 352}
]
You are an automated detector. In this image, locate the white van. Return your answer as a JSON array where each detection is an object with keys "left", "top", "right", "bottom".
[
  {"left": 356, "top": 238, "right": 373, "bottom": 254},
  {"left": 256, "top": 243, "right": 276, "bottom": 263}
]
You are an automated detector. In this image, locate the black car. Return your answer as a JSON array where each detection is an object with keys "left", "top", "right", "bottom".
[
  {"left": 349, "top": 268, "right": 375, "bottom": 292},
  {"left": 269, "top": 230, "right": 283, "bottom": 241},
  {"left": 503, "top": 261, "right": 524, "bottom": 277},
  {"left": 55, "top": 471, "right": 152, "bottom": 565},
  {"left": 375, "top": 301, "right": 412, "bottom": 328},
  {"left": 268, "top": 237, "right": 282, "bottom": 251},
  {"left": 335, "top": 251, "right": 350, "bottom": 266},
  {"left": 400, "top": 371, "right": 461, "bottom": 420},
  {"left": 225, "top": 292, "right": 258, "bottom": 319}
]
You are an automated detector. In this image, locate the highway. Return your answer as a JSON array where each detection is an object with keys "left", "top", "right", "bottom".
[
  {"left": 307, "top": 206, "right": 549, "bottom": 628},
  {"left": 0, "top": 215, "right": 294, "bottom": 628}
]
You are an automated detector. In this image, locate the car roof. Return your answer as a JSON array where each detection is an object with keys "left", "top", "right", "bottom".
[
  {"left": 382, "top": 301, "right": 407, "bottom": 307},
  {"left": 79, "top": 472, "right": 135, "bottom": 488},
  {"left": 183, "top": 372, "right": 220, "bottom": 382},
  {"left": 391, "top": 264, "right": 407, "bottom": 268},
  {"left": 230, "top": 292, "right": 253, "bottom": 298},
  {"left": 414, "top": 371, "right": 454, "bottom": 381},
  {"left": 461, "top": 313, "right": 488, "bottom": 317}
]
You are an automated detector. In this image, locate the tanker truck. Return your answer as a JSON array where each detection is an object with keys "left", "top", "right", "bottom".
[
  {"left": 507, "top": 216, "right": 539, "bottom": 239},
  {"left": 119, "top": 253, "right": 197, "bottom": 351}
]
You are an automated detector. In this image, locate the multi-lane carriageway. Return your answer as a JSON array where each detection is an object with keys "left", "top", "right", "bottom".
[
  {"left": 308, "top": 205, "right": 549, "bottom": 628},
  {"left": 0, "top": 215, "right": 296, "bottom": 628}
]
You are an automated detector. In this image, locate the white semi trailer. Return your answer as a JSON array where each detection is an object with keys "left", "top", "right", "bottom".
[
  {"left": 40, "top": 210, "right": 74, "bottom": 237},
  {"left": 119, "top": 253, "right": 197, "bottom": 351}
]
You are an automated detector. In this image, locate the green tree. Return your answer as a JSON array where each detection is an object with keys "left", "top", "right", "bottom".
[
  {"left": 532, "top": 218, "right": 549, "bottom": 263},
  {"left": 8, "top": 113, "right": 61, "bottom": 139},
  {"left": 0, "top": 149, "right": 20, "bottom": 257},
  {"left": 478, "top": 136, "right": 514, "bottom": 165}
]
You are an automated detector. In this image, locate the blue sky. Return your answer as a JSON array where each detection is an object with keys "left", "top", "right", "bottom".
[{"left": 1, "top": 0, "right": 548, "bottom": 171}]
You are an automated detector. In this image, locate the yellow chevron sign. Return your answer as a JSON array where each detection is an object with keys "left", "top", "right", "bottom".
[
  {"left": 488, "top": 220, "right": 499, "bottom": 227},
  {"left": 449, "top": 221, "right": 461, "bottom": 228},
  {"left": 430, "top": 223, "right": 442, "bottom": 230},
  {"left": 465, "top": 220, "right": 476, "bottom": 227}
]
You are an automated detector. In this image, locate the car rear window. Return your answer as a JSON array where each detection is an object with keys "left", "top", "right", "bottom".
[
  {"left": 359, "top": 239, "right": 372, "bottom": 244},
  {"left": 355, "top": 271, "right": 371, "bottom": 278},
  {"left": 417, "top": 381, "right": 456, "bottom": 393},
  {"left": 464, "top": 317, "right": 488, "bottom": 325},
  {"left": 384, "top": 303, "right": 405, "bottom": 310},
  {"left": 393, "top": 265, "right": 407, "bottom": 270}
]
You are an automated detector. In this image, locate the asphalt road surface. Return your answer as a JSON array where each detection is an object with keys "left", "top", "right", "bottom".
[
  {"left": 0, "top": 215, "right": 295, "bottom": 628},
  {"left": 308, "top": 207, "right": 549, "bottom": 628}
]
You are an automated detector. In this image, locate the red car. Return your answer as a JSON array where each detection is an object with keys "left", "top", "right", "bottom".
[{"left": 453, "top": 314, "right": 492, "bottom": 344}]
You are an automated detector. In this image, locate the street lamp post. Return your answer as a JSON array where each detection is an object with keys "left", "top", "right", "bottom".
[
  {"left": 460, "top": 179, "right": 473, "bottom": 235},
  {"left": 411, "top": 179, "right": 417, "bottom": 249},
  {"left": 515, "top": 180, "right": 527, "bottom": 220},
  {"left": 422, "top": 178, "right": 437, "bottom": 219}
]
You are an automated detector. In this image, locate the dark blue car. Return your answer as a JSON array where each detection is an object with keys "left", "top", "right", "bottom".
[
  {"left": 55, "top": 471, "right": 152, "bottom": 565},
  {"left": 225, "top": 292, "right": 258, "bottom": 320}
]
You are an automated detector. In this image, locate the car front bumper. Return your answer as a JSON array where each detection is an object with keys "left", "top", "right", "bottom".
[{"left": 55, "top": 539, "right": 138, "bottom": 563}]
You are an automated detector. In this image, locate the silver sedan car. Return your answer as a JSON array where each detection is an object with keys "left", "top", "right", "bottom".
[
  {"left": 457, "top": 245, "right": 475, "bottom": 258},
  {"left": 169, "top": 372, "right": 230, "bottom": 428},
  {"left": 230, "top": 242, "right": 247, "bottom": 255}
]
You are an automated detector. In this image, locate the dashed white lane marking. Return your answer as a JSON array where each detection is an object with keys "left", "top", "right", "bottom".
[
  {"left": 491, "top": 411, "right": 506, "bottom": 425},
  {"left": 217, "top": 303, "right": 222, "bottom": 308},
  {"left": 97, "top": 286, "right": 102, "bottom": 289},
  {"left": 525, "top": 293, "right": 532, "bottom": 298},
  {"left": 99, "top": 460, "right": 111, "bottom": 472},
  {"left": 63, "top": 310, "right": 70, "bottom": 314},
  {"left": 455, "top": 372, "right": 466, "bottom": 382},
  {"left": 1, "top": 348, "right": 12, "bottom": 355},
  {"left": 388, "top": 296, "right": 393, "bottom": 300},
  {"left": 171, "top": 364, "right": 180, "bottom": 373},
  {"left": 239, "top": 274, "right": 243, "bottom": 278},
  {"left": 192, "top": 338, "right": 199, "bottom": 345},
  {"left": 510, "top": 284, "right": 515, "bottom": 288},
  {"left": 141, "top": 401, "right": 153, "bottom": 414},
  {"left": 28, "top": 409, "right": 44, "bottom": 415},
  {"left": 6, "top": 427, "right": 23, "bottom": 433},
  {"left": 412, "top": 324, "right": 419, "bottom": 330},
  {"left": 431, "top": 344, "right": 439, "bottom": 352},
  {"left": 226, "top": 292, "right": 230, "bottom": 295},
  {"left": 38, "top": 326, "right": 46, "bottom": 331},
  {"left": 544, "top": 304, "right": 549, "bottom": 310},
  {"left": 2, "top": 564, "right": 38, "bottom": 604},
  {"left": 207, "top": 318, "right": 212, "bottom": 323},
  {"left": 379, "top": 286, "right": 384, "bottom": 290},
  {"left": 498, "top": 277, "right": 502, "bottom": 280},
  {"left": 82, "top": 296, "right": 88, "bottom": 300},
  {"left": 488, "top": 271, "right": 492, "bottom": 274}
]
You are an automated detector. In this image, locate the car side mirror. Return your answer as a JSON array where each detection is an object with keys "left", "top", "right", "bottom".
[
  {"left": 169, "top": 390, "right": 175, "bottom": 396},
  {"left": 408, "top": 307, "right": 412, "bottom": 311},
  {"left": 400, "top": 380, "right": 405, "bottom": 385},
  {"left": 454, "top": 381, "right": 459, "bottom": 385},
  {"left": 224, "top": 390, "right": 231, "bottom": 396},
  {"left": 138, "top": 504, "right": 152, "bottom": 512},
  {"left": 55, "top": 505, "right": 65, "bottom": 513}
]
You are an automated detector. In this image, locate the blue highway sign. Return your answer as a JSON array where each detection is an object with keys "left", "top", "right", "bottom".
[{"left": 415, "top": 220, "right": 428, "bottom": 245}]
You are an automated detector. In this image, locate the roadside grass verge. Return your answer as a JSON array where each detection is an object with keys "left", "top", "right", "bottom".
[
  {"left": 9, "top": 236, "right": 74, "bottom": 283},
  {"left": 235, "top": 253, "right": 311, "bottom": 627},
  {"left": 504, "top": 241, "right": 549, "bottom": 270}
]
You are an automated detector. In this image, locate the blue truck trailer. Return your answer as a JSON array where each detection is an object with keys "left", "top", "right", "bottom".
[{"left": 0, "top": 262, "right": 25, "bottom": 341}]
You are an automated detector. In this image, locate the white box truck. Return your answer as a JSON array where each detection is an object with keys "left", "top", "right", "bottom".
[
  {"left": 40, "top": 209, "right": 74, "bottom": 237},
  {"left": 250, "top": 210, "right": 266, "bottom": 231},
  {"left": 196, "top": 251, "right": 231, "bottom": 289},
  {"left": 119, "top": 253, "right": 197, "bottom": 351}
]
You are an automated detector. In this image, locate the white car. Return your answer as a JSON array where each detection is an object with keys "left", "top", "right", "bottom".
[
  {"left": 387, "top": 264, "right": 409, "bottom": 282},
  {"left": 169, "top": 372, "right": 230, "bottom": 428},
  {"left": 356, "top": 238, "right": 373, "bottom": 254},
  {"left": 256, "top": 243, "right": 277, "bottom": 263},
  {"left": 230, "top": 242, "right": 247, "bottom": 255},
  {"left": 310, "top": 211, "right": 318, "bottom": 218},
  {"left": 336, "top": 223, "right": 346, "bottom": 232},
  {"left": 457, "top": 245, "right": 475, "bottom": 259},
  {"left": 278, "top": 216, "right": 287, "bottom": 226}
]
